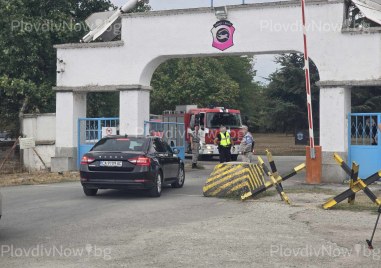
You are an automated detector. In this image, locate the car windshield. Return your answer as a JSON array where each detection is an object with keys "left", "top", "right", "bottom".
[
  {"left": 206, "top": 113, "right": 242, "bottom": 128},
  {"left": 91, "top": 137, "right": 148, "bottom": 152}
]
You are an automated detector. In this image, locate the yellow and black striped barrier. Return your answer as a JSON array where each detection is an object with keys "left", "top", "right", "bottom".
[
  {"left": 348, "top": 162, "right": 359, "bottom": 204},
  {"left": 203, "top": 162, "right": 266, "bottom": 198},
  {"left": 322, "top": 153, "right": 381, "bottom": 209},
  {"left": 241, "top": 153, "right": 306, "bottom": 203},
  {"left": 266, "top": 150, "right": 283, "bottom": 191},
  {"left": 258, "top": 156, "right": 290, "bottom": 204}
]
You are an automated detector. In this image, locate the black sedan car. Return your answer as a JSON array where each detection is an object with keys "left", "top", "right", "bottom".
[{"left": 80, "top": 136, "right": 185, "bottom": 197}]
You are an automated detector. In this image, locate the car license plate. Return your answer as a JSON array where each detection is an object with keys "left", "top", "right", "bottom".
[{"left": 100, "top": 161, "right": 123, "bottom": 167}]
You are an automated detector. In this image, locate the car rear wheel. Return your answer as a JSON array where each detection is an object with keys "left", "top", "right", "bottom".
[
  {"left": 83, "top": 187, "right": 98, "bottom": 196},
  {"left": 172, "top": 166, "right": 185, "bottom": 188},
  {"left": 149, "top": 172, "right": 162, "bottom": 197},
  {"left": 231, "top": 155, "right": 238, "bottom": 161}
]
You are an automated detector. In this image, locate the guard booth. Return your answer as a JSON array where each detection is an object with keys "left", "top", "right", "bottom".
[
  {"left": 144, "top": 121, "right": 186, "bottom": 160},
  {"left": 77, "top": 118, "right": 119, "bottom": 168},
  {"left": 348, "top": 113, "right": 381, "bottom": 178}
]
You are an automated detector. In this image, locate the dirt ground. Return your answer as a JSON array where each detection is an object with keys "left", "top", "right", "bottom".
[
  {"left": 0, "top": 171, "right": 79, "bottom": 187},
  {"left": 254, "top": 133, "right": 306, "bottom": 156}
]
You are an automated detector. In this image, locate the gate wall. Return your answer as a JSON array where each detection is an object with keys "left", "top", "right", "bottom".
[{"left": 348, "top": 113, "right": 381, "bottom": 178}]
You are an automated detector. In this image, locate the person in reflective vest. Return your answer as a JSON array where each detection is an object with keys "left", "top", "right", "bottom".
[{"left": 214, "top": 125, "right": 233, "bottom": 163}]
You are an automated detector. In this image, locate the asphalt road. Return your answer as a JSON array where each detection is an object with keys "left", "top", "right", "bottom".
[{"left": 1, "top": 157, "right": 381, "bottom": 267}]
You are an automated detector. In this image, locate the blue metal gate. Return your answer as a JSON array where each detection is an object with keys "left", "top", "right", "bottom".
[
  {"left": 348, "top": 113, "right": 381, "bottom": 178},
  {"left": 144, "top": 121, "right": 186, "bottom": 160},
  {"left": 78, "top": 118, "right": 119, "bottom": 168}
]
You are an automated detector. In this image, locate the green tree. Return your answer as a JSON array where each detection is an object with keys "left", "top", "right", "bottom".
[
  {"left": 87, "top": 92, "right": 119, "bottom": 118},
  {"left": 0, "top": 0, "right": 115, "bottom": 135},
  {"left": 352, "top": 87, "right": 381, "bottom": 112},
  {"left": 151, "top": 57, "right": 241, "bottom": 114},
  {"left": 264, "top": 53, "right": 320, "bottom": 133},
  {"left": 0, "top": 0, "right": 151, "bottom": 135},
  {"left": 216, "top": 56, "right": 265, "bottom": 131}
]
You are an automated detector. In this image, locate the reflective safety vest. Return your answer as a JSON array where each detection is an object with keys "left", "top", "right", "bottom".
[{"left": 220, "top": 132, "right": 231, "bottom": 147}]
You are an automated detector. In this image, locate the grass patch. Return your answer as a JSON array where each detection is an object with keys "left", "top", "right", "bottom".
[
  {"left": 286, "top": 186, "right": 339, "bottom": 196},
  {"left": 254, "top": 133, "right": 305, "bottom": 156},
  {"left": 329, "top": 193, "right": 380, "bottom": 213},
  {"left": 0, "top": 172, "right": 79, "bottom": 187},
  {"left": 215, "top": 189, "right": 279, "bottom": 201},
  {"left": 216, "top": 187, "right": 338, "bottom": 202},
  {"left": 215, "top": 188, "right": 280, "bottom": 201}
]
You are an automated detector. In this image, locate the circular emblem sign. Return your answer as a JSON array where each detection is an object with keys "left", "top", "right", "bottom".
[
  {"left": 216, "top": 28, "right": 230, "bottom": 43},
  {"left": 211, "top": 20, "right": 235, "bottom": 51}
]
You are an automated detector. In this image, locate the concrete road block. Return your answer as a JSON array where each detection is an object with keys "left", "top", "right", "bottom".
[{"left": 203, "top": 162, "right": 265, "bottom": 198}]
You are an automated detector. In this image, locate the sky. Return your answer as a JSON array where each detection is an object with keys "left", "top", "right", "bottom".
[{"left": 111, "top": 0, "right": 280, "bottom": 83}]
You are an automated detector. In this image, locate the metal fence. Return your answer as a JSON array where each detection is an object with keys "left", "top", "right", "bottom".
[
  {"left": 349, "top": 113, "right": 380, "bottom": 146},
  {"left": 78, "top": 118, "right": 119, "bottom": 168},
  {"left": 144, "top": 121, "right": 186, "bottom": 160}
]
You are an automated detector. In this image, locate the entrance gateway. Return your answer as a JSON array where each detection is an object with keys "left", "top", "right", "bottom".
[{"left": 53, "top": 0, "right": 381, "bottom": 182}]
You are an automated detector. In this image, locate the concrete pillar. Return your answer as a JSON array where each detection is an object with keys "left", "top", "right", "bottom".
[
  {"left": 51, "top": 91, "right": 87, "bottom": 172},
  {"left": 119, "top": 86, "right": 151, "bottom": 136},
  {"left": 320, "top": 86, "right": 351, "bottom": 182}
]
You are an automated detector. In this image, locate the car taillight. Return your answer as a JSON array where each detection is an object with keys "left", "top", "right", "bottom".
[
  {"left": 128, "top": 156, "right": 151, "bottom": 166},
  {"left": 81, "top": 156, "right": 95, "bottom": 165}
]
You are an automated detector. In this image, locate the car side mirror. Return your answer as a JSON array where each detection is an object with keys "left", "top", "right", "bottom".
[{"left": 173, "top": 148, "right": 180, "bottom": 154}]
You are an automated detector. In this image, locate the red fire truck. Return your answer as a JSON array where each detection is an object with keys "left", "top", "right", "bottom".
[{"left": 163, "top": 105, "right": 243, "bottom": 160}]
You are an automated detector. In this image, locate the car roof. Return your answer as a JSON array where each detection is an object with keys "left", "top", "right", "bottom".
[{"left": 102, "top": 135, "right": 159, "bottom": 140}]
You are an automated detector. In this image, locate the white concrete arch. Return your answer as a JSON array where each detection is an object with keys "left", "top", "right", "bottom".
[
  {"left": 53, "top": 0, "right": 381, "bottom": 179},
  {"left": 56, "top": 0, "right": 381, "bottom": 87},
  {"left": 138, "top": 49, "right": 312, "bottom": 87}
]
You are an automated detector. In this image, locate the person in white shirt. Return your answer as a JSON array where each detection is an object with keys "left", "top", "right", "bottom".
[
  {"left": 238, "top": 125, "right": 255, "bottom": 163},
  {"left": 190, "top": 125, "right": 202, "bottom": 168}
]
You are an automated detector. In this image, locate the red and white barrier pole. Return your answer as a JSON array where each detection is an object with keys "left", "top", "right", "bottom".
[
  {"left": 301, "top": 0, "right": 321, "bottom": 184},
  {"left": 301, "top": 0, "right": 316, "bottom": 159}
]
